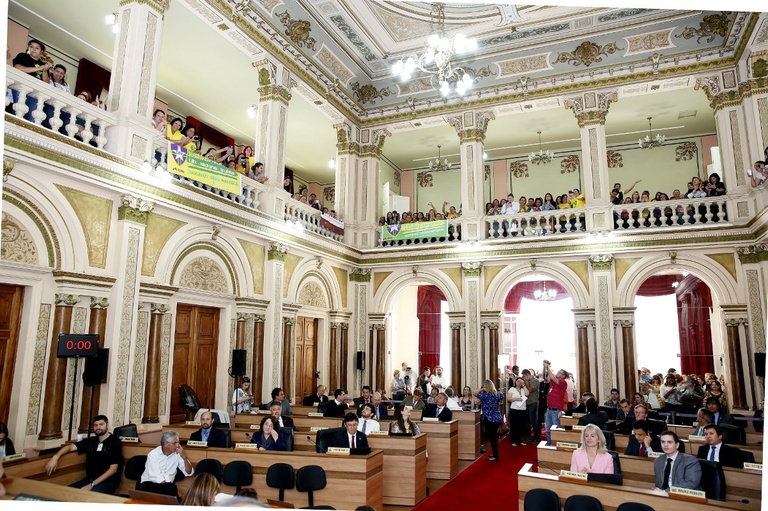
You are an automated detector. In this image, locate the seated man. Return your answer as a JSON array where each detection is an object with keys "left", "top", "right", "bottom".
[
  {"left": 444, "top": 388, "right": 462, "bottom": 411},
  {"left": 271, "top": 387, "right": 293, "bottom": 417},
  {"left": 696, "top": 424, "right": 744, "bottom": 468},
  {"left": 45, "top": 415, "right": 123, "bottom": 494},
  {"left": 401, "top": 388, "right": 426, "bottom": 411},
  {"left": 190, "top": 410, "right": 228, "bottom": 448},
  {"left": 329, "top": 413, "right": 370, "bottom": 453},
  {"left": 324, "top": 388, "right": 350, "bottom": 417},
  {"left": 270, "top": 400, "right": 294, "bottom": 429},
  {"left": 603, "top": 388, "right": 621, "bottom": 409},
  {"left": 616, "top": 398, "right": 634, "bottom": 421},
  {"left": 653, "top": 431, "right": 702, "bottom": 492},
  {"left": 358, "top": 404, "right": 380, "bottom": 435},
  {"left": 691, "top": 408, "right": 714, "bottom": 436},
  {"left": 354, "top": 386, "right": 373, "bottom": 408},
  {"left": 359, "top": 391, "right": 388, "bottom": 420},
  {"left": 570, "top": 392, "right": 596, "bottom": 414},
  {"left": 624, "top": 420, "right": 661, "bottom": 457},
  {"left": 577, "top": 398, "right": 607, "bottom": 430},
  {"left": 706, "top": 397, "right": 734, "bottom": 425},
  {"left": 139, "top": 430, "right": 194, "bottom": 498},
  {"left": 423, "top": 392, "right": 453, "bottom": 422},
  {"left": 615, "top": 402, "right": 648, "bottom": 434},
  {"left": 302, "top": 384, "right": 328, "bottom": 406}
]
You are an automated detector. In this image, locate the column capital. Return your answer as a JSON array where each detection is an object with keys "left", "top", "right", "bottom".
[
  {"left": 236, "top": 312, "right": 251, "bottom": 321},
  {"left": 462, "top": 261, "right": 482, "bottom": 277},
  {"left": 254, "top": 314, "right": 266, "bottom": 323},
  {"left": 268, "top": 241, "right": 289, "bottom": 261},
  {"left": 448, "top": 111, "right": 495, "bottom": 143},
  {"left": 90, "top": 297, "right": 110, "bottom": 309},
  {"left": 350, "top": 268, "right": 372, "bottom": 282},
  {"left": 55, "top": 293, "right": 80, "bottom": 307},
  {"left": 150, "top": 303, "right": 170, "bottom": 314},
  {"left": 120, "top": 0, "right": 170, "bottom": 15},
  {"left": 575, "top": 320, "right": 592, "bottom": 328},
  {"left": 360, "top": 128, "right": 391, "bottom": 157},
  {"left": 481, "top": 322, "right": 499, "bottom": 329},
  {"left": 725, "top": 318, "right": 741, "bottom": 327},
  {"left": 564, "top": 90, "right": 617, "bottom": 127},
  {"left": 118, "top": 194, "right": 154, "bottom": 224},
  {"left": 257, "top": 84, "right": 292, "bottom": 105},
  {"left": 589, "top": 254, "right": 613, "bottom": 270},
  {"left": 737, "top": 244, "right": 768, "bottom": 264},
  {"left": 450, "top": 322, "right": 466, "bottom": 330},
  {"left": 282, "top": 317, "right": 296, "bottom": 326},
  {"left": 620, "top": 320, "right": 634, "bottom": 328},
  {"left": 330, "top": 322, "right": 342, "bottom": 329},
  {"left": 340, "top": 323, "right": 350, "bottom": 330},
  {"left": 371, "top": 324, "right": 386, "bottom": 330}
]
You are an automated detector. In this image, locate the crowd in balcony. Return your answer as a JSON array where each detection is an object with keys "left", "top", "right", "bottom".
[
  {"left": 749, "top": 149, "right": 768, "bottom": 187},
  {"left": 379, "top": 201, "right": 460, "bottom": 227}
]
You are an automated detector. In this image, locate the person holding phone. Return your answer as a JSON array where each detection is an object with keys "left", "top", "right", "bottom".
[{"left": 749, "top": 161, "right": 767, "bottom": 187}]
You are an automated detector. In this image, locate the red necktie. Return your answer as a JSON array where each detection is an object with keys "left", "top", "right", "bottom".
[
  {"left": 639, "top": 445, "right": 646, "bottom": 457},
  {"left": 351, "top": 435, "right": 356, "bottom": 448}
]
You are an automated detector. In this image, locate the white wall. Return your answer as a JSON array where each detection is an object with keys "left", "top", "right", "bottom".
[{"left": 389, "top": 286, "right": 419, "bottom": 395}]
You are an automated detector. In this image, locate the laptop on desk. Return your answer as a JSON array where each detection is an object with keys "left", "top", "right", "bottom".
[{"left": 128, "top": 488, "right": 180, "bottom": 505}]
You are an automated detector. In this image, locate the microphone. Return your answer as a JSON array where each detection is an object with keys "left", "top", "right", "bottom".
[
  {"left": 725, "top": 499, "right": 750, "bottom": 504},
  {"left": 307, "top": 435, "right": 327, "bottom": 453},
  {"left": 533, "top": 457, "right": 560, "bottom": 475}
]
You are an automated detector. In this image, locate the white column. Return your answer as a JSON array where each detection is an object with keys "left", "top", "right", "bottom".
[{"left": 588, "top": 254, "right": 616, "bottom": 399}]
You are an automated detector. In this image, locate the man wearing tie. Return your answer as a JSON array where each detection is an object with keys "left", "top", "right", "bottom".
[
  {"left": 354, "top": 386, "right": 373, "bottom": 409},
  {"left": 331, "top": 413, "right": 370, "bottom": 451},
  {"left": 190, "top": 410, "right": 228, "bottom": 448},
  {"left": 653, "top": 431, "right": 702, "bottom": 492},
  {"left": 624, "top": 420, "right": 660, "bottom": 457},
  {"left": 706, "top": 397, "right": 734, "bottom": 425},
  {"left": 358, "top": 404, "right": 380, "bottom": 435},
  {"left": 324, "top": 389, "right": 350, "bottom": 417},
  {"left": 302, "top": 385, "right": 329, "bottom": 406},
  {"left": 691, "top": 408, "right": 714, "bottom": 436},
  {"left": 359, "top": 391, "right": 388, "bottom": 420},
  {"left": 423, "top": 392, "right": 453, "bottom": 422},
  {"left": 696, "top": 424, "right": 743, "bottom": 468}
]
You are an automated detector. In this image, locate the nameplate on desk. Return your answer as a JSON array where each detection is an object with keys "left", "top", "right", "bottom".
[
  {"left": 326, "top": 447, "right": 350, "bottom": 455},
  {"left": 257, "top": 409, "right": 271, "bottom": 414},
  {"left": 185, "top": 421, "right": 201, "bottom": 425},
  {"left": 186, "top": 440, "right": 208, "bottom": 447},
  {"left": 312, "top": 402, "right": 320, "bottom": 407},
  {"left": 234, "top": 443, "right": 259, "bottom": 450},
  {"left": 422, "top": 417, "right": 439, "bottom": 422},
  {"left": 743, "top": 462, "right": 763, "bottom": 472},
  {"left": 572, "top": 425, "right": 585, "bottom": 431},
  {"left": 310, "top": 426, "right": 328, "bottom": 432},
  {"left": 307, "top": 412, "right": 324, "bottom": 417},
  {"left": 688, "top": 435, "right": 705, "bottom": 441},
  {"left": 556, "top": 442, "right": 579, "bottom": 450},
  {"left": 368, "top": 431, "right": 389, "bottom": 436},
  {"left": 571, "top": 413, "right": 585, "bottom": 418},
  {"left": 3, "top": 453, "right": 27, "bottom": 462},
  {"left": 669, "top": 487, "right": 707, "bottom": 502},
  {"left": 119, "top": 436, "right": 140, "bottom": 443},
  {"left": 647, "top": 451, "right": 663, "bottom": 458},
  {"left": 249, "top": 424, "right": 261, "bottom": 430},
  {"left": 559, "top": 470, "right": 588, "bottom": 481}
]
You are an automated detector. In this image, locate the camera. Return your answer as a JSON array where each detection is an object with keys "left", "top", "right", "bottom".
[{"left": 404, "top": 375, "right": 410, "bottom": 383}]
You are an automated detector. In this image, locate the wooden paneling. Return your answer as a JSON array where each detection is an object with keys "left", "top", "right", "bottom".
[
  {"left": 295, "top": 317, "right": 318, "bottom": 401},
  {"left": 0, "top": 284, "right": 24, "bottom": 425}
]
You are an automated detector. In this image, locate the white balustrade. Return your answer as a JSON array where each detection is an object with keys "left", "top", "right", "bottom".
[{"left": 612, "top": 196, "right": 728, "bottom": 231}]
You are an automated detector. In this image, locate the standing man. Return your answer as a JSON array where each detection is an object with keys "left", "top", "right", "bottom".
[
  {"left": 190, "top": 410, "right": 228, "bottom": 448},
  {"left": 543, "top": 360, "right": 568, "bottom": 446},
  {"left": 523, "top": 369, "right": 540, "bottom": 443},
  {"left": 430, "top": 366, "right": 448, "bottom": 392},
  {"left": 417, "top": 367, "right": 432, "bottom": 396},
  {"left": 271, "top": 388, "right": 293, "bottom": 417},
  {"left": 653, "top": 431, "right": 702, "bottom": 491},
  {"left": 402, "top": 364, "right": 417, "bottom": 395},
  {"left": 696, "top": 424, "right": 744, "bottom": 468},
  {"left": 45, "top": 415, "right": 123, "bottom": 494},
  {"left": 423, "top": 392, "right": 453, "bottom": 422},
  {"left": 303, "top": 385, "right": 328, "bottom": 406},
  {"left": 232, "top": 377, "right": 253, "bottom": 414},
  {"left": 140, "top": 430, "right": 194, "bottom": 497}
]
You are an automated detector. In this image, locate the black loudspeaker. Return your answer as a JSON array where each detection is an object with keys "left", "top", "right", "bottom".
[
  {"left": 83, "top": 348, "right": 109, "bottom": 386},
  {"left": 356, "top": 351, "right": 365, "bottom": 371},
  {"left": 756, "top": 353, "right": 766, "bottom": 378},
  {"left": 232, "top": 349, "right": 247, "bottom": 376}
]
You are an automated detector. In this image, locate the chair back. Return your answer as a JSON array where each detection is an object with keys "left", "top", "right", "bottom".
[
  {"left": 123, "top": 455, "right": 147, "bottom": 490},
  {"left": 598, "top": 406, "right": 617, "bottom": 420},
  {"left": 223, "top": 460, "right": 253, "bottom": 492},
  {"left": 266, "top": 462, "right": 295, "bottom": 501},
  {"left": 279, "top": 427, "right": 295, "bottom": 452},
  {"left": 601, "top": 430, "right": 615, "bottom": 451},
  {"left": 113, "top": 424, "right": 139, "bottom": 440},
  {"left": 616, "top": 503, "right": 655, "bottom": 511},
  {"left": 740, "top": 449, "right": 755, "bottom": 464},
  {"left": 315, "top": 427, "right": 345, "bottom": 453},
  {"left": 295, "top": 465, "right": 327, "bottom": 508},
  {"left": 719, "top": 423, "right": 745, "bottom": 445},
  {"left": 730, "top": 413, "right": 748, "bottom": 429},
  {"left": 587, "top": 450, "right": 623, "bottom": 485},
  {"left": 646, "top": 419, "right": 666, "bottom": 436},
  {"left": 195, "top": 458, "right": 223, "bottom": 482},
  {"left": 698, "top": 459, "right": 726, "bottom": 500},
  {"left": 646, "top": 409, "right": 660, "bottom": 420},
  {"left": 523, "top": 488, "right": 560, "bottom": 511},
  {"left": 220, "top": 429, "right": 232, "bottom": 449},
  {"left": 563, "top": 494, "right": 603, "bottom": 511},
  {"left": 179, "top": 384, "right": 201, "bottom": 415}
]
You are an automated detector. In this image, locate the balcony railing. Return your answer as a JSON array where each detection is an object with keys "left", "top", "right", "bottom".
[
  {"left": 611, "top": 196, "right": 728, "bottom": 230},
  {"left": 486, "top": 209, "right": 585, "bottom": 239},
  {"left": 284, "top": 200, "right": 343, "bottom": 242}
]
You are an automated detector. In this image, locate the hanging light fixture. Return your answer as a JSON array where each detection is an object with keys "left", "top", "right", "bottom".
[
  {"left": 638, "top": 116, "right": 665, "bottom": 149},
  {"left": 428, "top": 145, "right": 453, "bottom": 172},
  {"left": 533, "top": 281, "right": 557, "bottom": 301},
  {"left": 391, "top": 3, "right": 477, "bottom": 97},
  {"left": 528, "top": 131, "right": 553, "bottom": 165}
]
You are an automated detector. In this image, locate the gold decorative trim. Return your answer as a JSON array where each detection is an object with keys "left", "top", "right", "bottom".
[
  {"left": 169, "top": 242, "right": 240, "bottom": 296},
  {"left": 4, "top": 189, "right": 60, "bottom": 268},
  {"left": 276, "top": 10, "right": 317, "bottom": 50},
  {"left": 676, "top": 12, "right": 730, "bottom": 44},
  {"left": 554, "top": 41, "right": 623, "bottom": 67}
]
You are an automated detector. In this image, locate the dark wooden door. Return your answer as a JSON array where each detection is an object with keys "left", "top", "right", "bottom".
[
  {"left": 0, "top": 284, "right": 24, "bottom": 425},
  {"left": 170, "top": 304, "right": 219, "bottom": 423},
  {"left": 295, "top": 317, "right": 318, "bottom": 401}
]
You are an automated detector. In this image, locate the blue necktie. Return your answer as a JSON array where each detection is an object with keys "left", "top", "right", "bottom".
[
  {"left": 202, "top": 429, "right": 209, "bottom": 442},
  {"left": 710, "top": 446, "right": 716, "bottom": 461}
]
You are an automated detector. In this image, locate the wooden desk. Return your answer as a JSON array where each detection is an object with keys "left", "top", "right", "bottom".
[
  {"left": 536, "top": 444, "right": 763, "bottom": 501},
  {"left": 418, "top": 420, "right": 459, "bottom": 480},
  {"left": 518, "top": 462, "right": 760, "bottom": 511},
  {"left": 667, "top": 424, "right": 764, "bottom": 445},
  {"left": 456, "top": 410, "right": 481, "bottom": 460},
  {"left": 235, "top": 414, "right": 343, "bottom": 430},
  {"left": 0, "top": 476, "right": 126, "bottom": 503}
]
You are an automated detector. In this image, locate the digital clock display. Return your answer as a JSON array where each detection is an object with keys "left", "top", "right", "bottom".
[{"left": 57, "top": 334, "right": 99, "bottom": 358}]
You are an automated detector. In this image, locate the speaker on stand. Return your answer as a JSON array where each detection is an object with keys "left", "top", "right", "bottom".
[
  {"left": 230, "top": 349, "right": 247, "bottom": 417},
  {"left": 82, "top": 348, "right": 109, "bottom": 437}
]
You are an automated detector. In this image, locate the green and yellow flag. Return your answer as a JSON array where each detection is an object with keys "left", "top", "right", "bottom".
[{"left": 168, "top": 143, "right": 241, "bottom": 195}]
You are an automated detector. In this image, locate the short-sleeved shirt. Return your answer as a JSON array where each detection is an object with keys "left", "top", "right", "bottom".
[
  {"left": 477, "top": 390, "right": 504, "bottom": 423},
  {"left": 13, "top": 52, "right": 46, "bottom": 80},
  {"left": 547, "top": 377, "right": 568, "bottom": 410},
  {"left": 76, "top": 433, "right": 123, "bottom": 486},
  {"left": 526, "top": 378, "right": 540, "bottom": 406}
]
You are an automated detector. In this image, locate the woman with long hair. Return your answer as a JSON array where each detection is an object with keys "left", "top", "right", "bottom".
[
  {"left": 459, "top": 386, "right": 477, "bottom": 409},
  {"left": 250, "top": 416, "right": 286, "bottom": 451},
  {"left": 475, "top": 379, "right": 504, "bottom": 461},
  {"left": 0, "top": 422, "right": 15, "bottom": 458},
  {"left": 570, "top": 424, "right": 614, "bottom": 474},
  {"left": 181, "top": 472, "right": 220, "bottom": 506},
  {"left": 704, "top": 379, "right": 728, "bottom": 411},
  {"left": 389, "top": 405, "right": 420, "bottom": 435}
]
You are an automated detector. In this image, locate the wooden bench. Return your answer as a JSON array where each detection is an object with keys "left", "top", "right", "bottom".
[{"left": 0, "top": 476, "right": 126, "bottom": 503}]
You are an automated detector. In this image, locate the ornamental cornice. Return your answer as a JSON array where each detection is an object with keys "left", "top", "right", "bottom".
[
  {"left": 119, "top": 0, "right": 169, "bottom": 15},
  {"left": 737, "top": 244, "right": 768, "bottom": 263},
  {"left": 257, "top": 84, "right": 292, "bottom": 105},
  {"left": 350, "top": 267, "right": 372, "bottom": 282},
  {"left": 462, "top": 261, "right": 482, "bottom": 277},
  {"left": 118, "top": 194, "right": 154, "bottom": 225},
  {"left": 268, "top": 241, "right": 289, "bottom": 261},
  {"left": 589, "top": 254, "right": 613, "bottom": 270}
]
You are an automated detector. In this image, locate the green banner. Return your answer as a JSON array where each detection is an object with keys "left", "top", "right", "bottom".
[
  {"left": 168, "top": 143, "right": 241, "bottom": 195},
  {"left": 382, "top": 220, "right": 448, "bottom": 241}
]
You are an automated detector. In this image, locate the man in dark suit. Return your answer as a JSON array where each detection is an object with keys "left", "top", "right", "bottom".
[
  {"left": 624, "top": 420, "right": 661, "bottom": 457},
  {"left": 190, "top": 410, "right": 228, "bottom": 448},
  {"left": 329, "top": 413, "right": 370, "bottom": 452},
  {"left": 696, "top": 424, "right": 743, "bottom": 468},
  {"left": 359, "top": 391, "right": 388, "bottom": 419},
  {"left": 423, "top": 392, "right": 453, "bottom": 422},
  {"left": 615, "top": 402, "right": 648, "bottom": 433},
  {"left": 706, "top": 397, "right": 734, "bottom": 425},
  {"left": 653, "top": 431, "right": 702, "bottom": 491},
  {"left": 577, "top": 398, "right": 607, "bottom": 430},
  {"left": 353, "top": 386, "right": 373, "bottom": 408},
  {"left": 324, "top": 388, "right": 350, "bottom": 417},
  {"left": 270, "top": 400, "right": 294, "bottom": 429},
  {"left": 302, "top": 385, "right": 329, "bottom": 406},
  {"left": 570, "top": 392, "right": 595, "bottom": 414},
  {"left": 691, "top": 408, "right": 714, "bottom": 436}
]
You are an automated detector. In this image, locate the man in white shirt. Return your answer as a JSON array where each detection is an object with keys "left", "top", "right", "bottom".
[
  {"left": 358, "top": 403, "right": 380, "bottom": 435},
  {"left": 402, "top": 364, "right": 417, "bottom": 394},
  {"left": 501, "top": 194, "right": 520, "bottom": 236},
  {"left": 139, "top": 430, "right": 194, "bottom": 499},
  {"left": 430, "top": 366, "right": 448, "bottom": 392},
  {"left": 444, "top": 387, "right": 462, "bottom": 410}
]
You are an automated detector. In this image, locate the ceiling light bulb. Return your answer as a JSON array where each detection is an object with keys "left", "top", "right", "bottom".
[
  {"left": 111, "top": 24, "right": 119, "bottom": 34},
  {"left": 141, "top": 161, "right": 151, "bottom": 173},
  {"left": 428, "top": 34, "right": 440, "bottom": 48},
  {"left": 328, "top": 159, "right": 336, "bottom": 169},
  {"left": 246, "top": 105, "right": 256, "bottom": 118},
  {"left": 483, "top": 152, "right": 488, "bottom": 160},
  {"left": 440, "top": 82, "right": 451, "bottom": 96},
  {"left": 105, "top": 13, "right": 116, "bottom": 25}
]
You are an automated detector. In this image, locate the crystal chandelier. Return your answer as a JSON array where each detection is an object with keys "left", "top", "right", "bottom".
[
  {"left": 428, "top": 145, "right": 452, "bottom": 172},
  {"left": 391, "top": 3, "right": 477, "bottom": 97},
  {"left": 528, "top": 131, "right": 553, "bottom": 165},
  {"left": 533, "top": 281, "right": 557, "bottom": 301},
  {"left": 638, "top": 116, "right": 665, "bottom": 149}
]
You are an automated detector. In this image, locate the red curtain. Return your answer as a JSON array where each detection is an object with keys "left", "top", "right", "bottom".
[
  {"left": 417, "top": 285, "right": 444, "bottom": 371},
  {"left": 502, "top": 281, "right": 569, "bottom": 313},
  {"left": 637, "top": 275, "right": 681, "bottom": 296},
  {"left": 74, "top": 58, "right": 111, "bottom": 100},
  {"left": 676, "top": 276, "right": 714, "bottom": 375},
  {"left": 184, "top": 116, "right": 234, "bottom": 149}
]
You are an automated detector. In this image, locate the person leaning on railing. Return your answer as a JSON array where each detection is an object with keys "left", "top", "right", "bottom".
[{"left": 749, "top": 160, "right": 767, "bottom": 187}]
